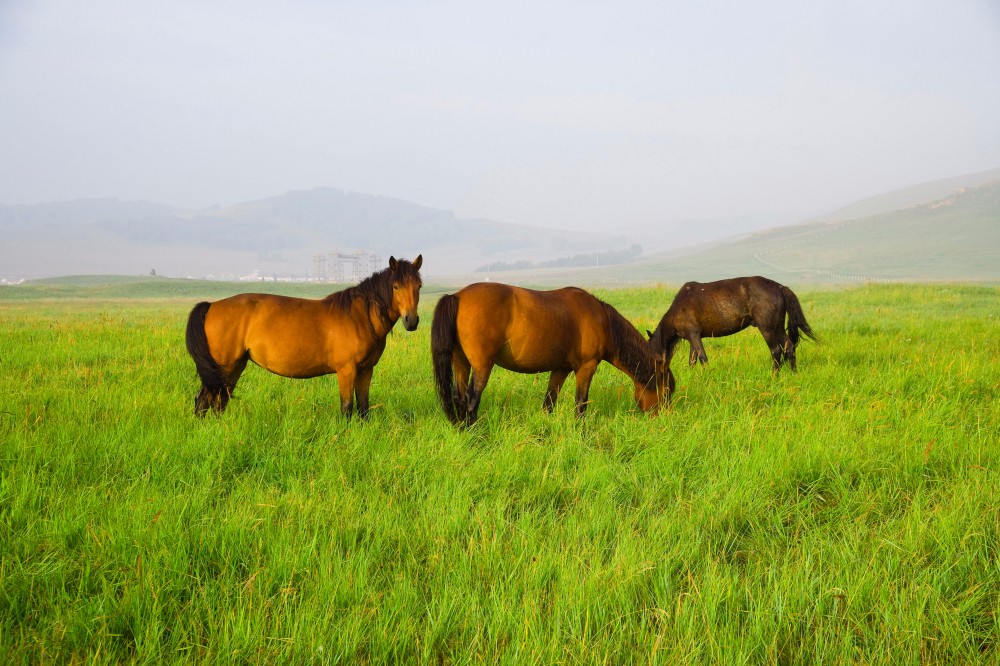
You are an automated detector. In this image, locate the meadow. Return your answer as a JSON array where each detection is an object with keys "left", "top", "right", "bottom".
[{"left": 0, "top": 281, "right": 997, "bottom": 664}]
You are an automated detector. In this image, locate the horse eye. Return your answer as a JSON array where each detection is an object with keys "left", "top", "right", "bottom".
[{"left": 393, "top": 283, "right": 399, "bottom": 290}]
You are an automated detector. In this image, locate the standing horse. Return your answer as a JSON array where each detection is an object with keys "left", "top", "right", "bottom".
[
  {"left": 185, "top": 255, "right": 422, "bottom": 418},
  {"left": 431, "top": 282, "right": 671, "bottom": 425},
  {"left": 647, "top": 276, "right": 815, "bottom": 373}
]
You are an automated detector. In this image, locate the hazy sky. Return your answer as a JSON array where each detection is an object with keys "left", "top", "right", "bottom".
[{"left": 1, "top": 0, "right": 998, "bottom": 232}]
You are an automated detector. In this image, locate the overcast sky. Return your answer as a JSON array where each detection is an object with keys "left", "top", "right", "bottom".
[{"left": 1, "top": 0, "right": 998, "bottom": 233}]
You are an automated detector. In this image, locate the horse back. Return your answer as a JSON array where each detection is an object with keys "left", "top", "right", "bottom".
[
  {"left": 453, "top": 283, "right": 605, "bottom": 371},
  {"left": 671, "top": 276, "right": 791, "bottom": 333}
]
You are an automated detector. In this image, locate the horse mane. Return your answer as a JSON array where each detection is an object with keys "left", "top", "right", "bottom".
[
  {"left": 323, "top": 258, "right": 422, "bottom": 323},
  {"left": 602, "top": 301, "right": 657, "bottom": 389}
]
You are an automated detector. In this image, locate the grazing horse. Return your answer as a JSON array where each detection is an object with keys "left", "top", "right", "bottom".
[
  {"left": 185, "top": 255, "right": 422, "bottom": 418},
  {"left": 647, "top": 276, "right": 816, "bottom": 373},
  {"left": 431, "top": 282, "right": 671, "bottom": 425}
]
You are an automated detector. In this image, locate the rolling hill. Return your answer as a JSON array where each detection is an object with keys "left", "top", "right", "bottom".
[
  {"left": 808, "top": 166, "right": 1000, "bottom": 223},
  {"left": 2, "top": 169, "right": 998, "bottom": 285},
  {"left": 639, "top": 177, "right": 1000, "bottom": 285},
  {"left": 0, "top": 189, "right": 621, "bottom": 280},
  {"left": 474, "top": 176, "right": 1000, "bottom": 287}
]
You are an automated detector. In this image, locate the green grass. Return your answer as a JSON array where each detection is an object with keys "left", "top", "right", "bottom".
[{"left": 1, "top": 283, "right": 998, "bottom": 664}]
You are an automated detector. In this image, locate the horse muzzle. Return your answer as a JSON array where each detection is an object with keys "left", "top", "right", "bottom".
[{"left": 403, "top": 314, "right": 419, "bottom": 331}]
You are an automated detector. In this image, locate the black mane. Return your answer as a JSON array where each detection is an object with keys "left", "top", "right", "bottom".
[
  {"left": 324, "top": 258, "right": 422, "bottom": 323},
  {"left": 602, "top": 301, "right": 657, "bottom": 389}
]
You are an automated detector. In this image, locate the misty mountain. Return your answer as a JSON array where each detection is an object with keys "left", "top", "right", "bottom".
[
  {"left": 3, "top": 170, "right": 998, "bottom": 283},
  {"left": 0, "top": 188, "right": 622, "bottom": 279},
  {"left": 95, "top": 190, "right": 476, "bottom": 253}
]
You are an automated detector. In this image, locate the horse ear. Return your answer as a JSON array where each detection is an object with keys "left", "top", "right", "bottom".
[
  {"left": 389, "top": 256, "right": 398, "bottom": 271},
  {"left": 413, "top": 254, "right": 422, "bottom": 270}
]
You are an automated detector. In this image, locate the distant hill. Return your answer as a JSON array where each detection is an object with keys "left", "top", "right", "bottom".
[
  {"left": 0, "top": 188, "right": 620, "bottom": 279},
  {"left": 808, "top": 166, "right": 1000, "bottom": 223},
  {"left": 4, "top": 170, "right": 998, "bottom": 284},
  {"left": 479, "top": 176, "right": 1000, "bottom": 286}
]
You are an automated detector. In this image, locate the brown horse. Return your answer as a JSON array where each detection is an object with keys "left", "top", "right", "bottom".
[
  {"left": 185, "top": 255, "right": 422, "bottom": 418},
  {"left": 431, "top": 282, "right": 671, "bottom": 425},
  {"left": 647, "top": 276, "right": 816, "bottom": 373}
]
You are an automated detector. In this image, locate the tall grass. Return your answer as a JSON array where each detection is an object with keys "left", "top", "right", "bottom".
[{"left": 0, "top": 283, "right": 997, "bottom": 663}]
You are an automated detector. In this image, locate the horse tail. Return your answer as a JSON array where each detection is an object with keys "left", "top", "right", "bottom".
[
  {"left": 185, "top": 301, "right": 227, "bottom": 391},
  {"left": 782, "top": 286, "right": 817, "bottom": 345},
  {"left": 431, "top": 294, "right": 461, "bottom": 423}
]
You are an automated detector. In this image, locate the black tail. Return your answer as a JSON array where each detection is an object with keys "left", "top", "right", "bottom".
[
  {"left": 185, "top": 302, "right": 227, "bottom": 391},
  {"left": 431, "top": 294, "right": 461, "bottom": 423},
  {"left": 782, "top": 286, "right": 817, "bottom": 346}
]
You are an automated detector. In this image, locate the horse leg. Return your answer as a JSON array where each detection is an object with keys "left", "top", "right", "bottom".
[
  {"left": 354, "top": 366, "right": 374, "bottom": 419},
  {"left": 784, "top": 337, "right": 798, "bottom": 371},
  {"left": 688, "top": 334, "right": 708, "bottom": 366},
  {"left": 465, "top": 364, "right": 494, "bottom": 426},
  {"left": 452, "top": 354, "right": 471, "bottom": 423},
  {"left": 336, "top": 366, "right": 357, "bottom": 417},
  {"left": 194, "top": 386, "right": 216, "bottom": 416},
  {"left": 543, "top": 370, "right": 570, "bottom": 413},
  {"left": 217, "top": 355, "right": 248, "bottom": 412},
  {"left": 760, "top": 327, "right": 789, "bottom": 373},
  {"left": 573, "top": 361, "right": 600, "bottom": 417},
  {"left": 195, "top": 383, "right": 233, "bottom": 416},
  {"left": 196, "top": 355, "right": 247, "bottom": 415}
]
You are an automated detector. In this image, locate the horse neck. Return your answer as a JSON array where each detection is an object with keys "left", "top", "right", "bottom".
[
  {"left": 605, "top": 306, "right": 657, "bottom": 389},
  {"left": 326, "top": 272, "right": 396, "bottom": 338},
  {"left": 652, "top": 318, "right": 680, "bottom": 360},
  {"left": 367, "top": 301, "right": 398, "bottom": 338},
  {"left": 609, "top": 353, "right": 656, "bottom": 389}
]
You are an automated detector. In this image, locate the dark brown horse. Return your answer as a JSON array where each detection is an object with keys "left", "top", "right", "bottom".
[
  {"left": 431, "top": 282, "right": 672, "bottom": 425},
  {"left": 648, "top": 276, "right": 815, "bottom": 373},
  {"left": 185, "top": 255, "right": 422, "bottom": 418}
]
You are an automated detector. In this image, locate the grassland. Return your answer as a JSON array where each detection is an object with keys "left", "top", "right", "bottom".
[{"left": 1, "top": 282, "right": 997, "bottom": 664}]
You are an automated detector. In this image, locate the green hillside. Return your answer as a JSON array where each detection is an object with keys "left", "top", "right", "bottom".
[
  {"left": 810, "top": 166, "right": 1000, "bottom": 223},
  {"left": 516, "top": 179, "right": 1000, "bottom": 287}
]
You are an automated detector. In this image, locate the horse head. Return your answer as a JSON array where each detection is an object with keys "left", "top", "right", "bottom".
[
  {"left": 389, "top": 254, "right": 423, "bottom": 331},
  {"left": 634, "top": 379, "right": 662, "bottom": 414}
]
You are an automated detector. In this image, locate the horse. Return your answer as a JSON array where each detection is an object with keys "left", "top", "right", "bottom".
[
  {"left": 647, "top": 276, "right": 816, "bottom": 373},
  {"left": 185, "top": 255, "right": 422, "bottom": 418},
  {"left": 431, "top": 282, "right": 672, "bottom": 425}
]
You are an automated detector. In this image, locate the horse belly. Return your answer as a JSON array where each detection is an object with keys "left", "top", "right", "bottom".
[
  {"left": 704, "top": 320, "right": 752, "bottom": 338},
  {"left": 251, "top": 341, "right": 335, "bottom": 379},
  {"left": 494, "top": 338, "right": 572, "bottom": 374},
  {"left": 693, "top": 302, "right": 752, "bottom": 337},
  {"left": 246, "top": 324, "right": 338, "bottom": 379}
]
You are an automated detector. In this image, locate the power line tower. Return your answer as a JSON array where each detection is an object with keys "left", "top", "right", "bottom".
[
  {"left": 312, "top": 254, "right": 328, "bottom": 282},
  {"left": 329, "top": 251, "right": 346, "bottom": 283}
]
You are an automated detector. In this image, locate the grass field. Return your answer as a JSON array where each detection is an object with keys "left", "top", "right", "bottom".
[{"left": 1, "top": 282, "right": 997, "bottom": 664}]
